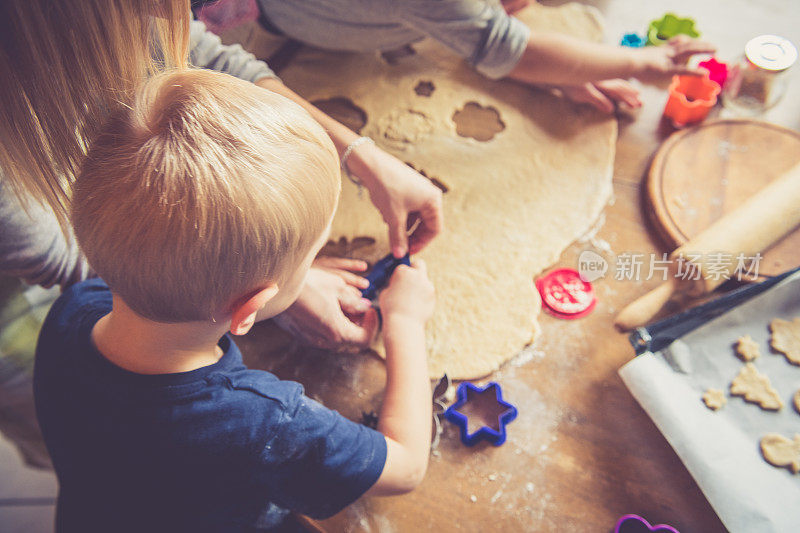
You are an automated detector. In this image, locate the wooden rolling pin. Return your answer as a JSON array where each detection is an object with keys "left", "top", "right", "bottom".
[{"left": 615, "top": 162, "right": 800, "bottom": 331}]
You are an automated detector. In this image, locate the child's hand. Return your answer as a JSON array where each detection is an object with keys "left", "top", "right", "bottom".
[
  {"left": 637, "top": 35, "right": 717, "bottom": 82},
  {"left": 560, "top": 79, "right": 642, "bottom": 114},
  {"left": 379, "top": 259, "right": 435, "bottom": 326}
]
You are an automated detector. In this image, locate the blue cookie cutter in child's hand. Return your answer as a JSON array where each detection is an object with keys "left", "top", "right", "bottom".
[
  {"left": 361, "top": 253, "right": 411, "bottom": 300},
  {"left": 444, "top": 382, "right": 517, "bottom": 446}
]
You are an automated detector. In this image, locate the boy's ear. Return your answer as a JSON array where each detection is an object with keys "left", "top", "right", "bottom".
[{"left": 229, "top": 284, "right": 279, "bottom": 336}]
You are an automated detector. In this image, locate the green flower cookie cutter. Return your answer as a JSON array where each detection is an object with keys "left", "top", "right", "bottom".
[{"left": 647, "top": 13, "right": 700, "bottom": 46}]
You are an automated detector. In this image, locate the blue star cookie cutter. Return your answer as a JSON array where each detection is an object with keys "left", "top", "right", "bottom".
[
  {"left": 361, "top": 253, "right": 411, "bottom": 300},
  {"left": 444, "top": 382, "right": 517, "bottom": 446}
]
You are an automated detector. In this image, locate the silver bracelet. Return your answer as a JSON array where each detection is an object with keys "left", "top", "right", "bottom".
[{"left": 340, "top": 136, "right": 374, "bottom": 192}]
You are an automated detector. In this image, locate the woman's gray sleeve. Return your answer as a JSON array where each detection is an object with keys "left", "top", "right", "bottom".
[
  {"left": 0, "top": 179, "right": 92, "bottom": 288},
  {"left": 189, "top": 19, "right": 279, "bottom": 82}
]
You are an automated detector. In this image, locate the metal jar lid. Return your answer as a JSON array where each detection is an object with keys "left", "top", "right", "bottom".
[{"left": 745, "top": 35, "right": 798, "bottom": 71}]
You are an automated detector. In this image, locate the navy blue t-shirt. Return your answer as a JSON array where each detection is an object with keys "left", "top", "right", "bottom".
[{"left": 34, "top": 279, "right": 386, "bottom": 532}]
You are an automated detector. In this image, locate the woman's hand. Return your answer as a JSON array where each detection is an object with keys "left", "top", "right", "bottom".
[
  {"left": 254, "top": 78, "right": 444, "bottom": 258},
  {"left": 273, "top": 257, "right": 379, "bottom": 350},
  {"left": 347, "top": 142, "right": 444, "bottom": 258}
]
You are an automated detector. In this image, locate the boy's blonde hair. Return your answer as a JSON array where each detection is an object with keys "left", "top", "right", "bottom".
[
  {"left": 0, "top": 0, "right": 191, "bottom": 226},
  {"left": 72, "top": 69, "right": 340, "bottom": 322}
]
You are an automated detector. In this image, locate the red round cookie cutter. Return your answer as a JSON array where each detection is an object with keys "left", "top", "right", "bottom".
[{"left": 535, "top": 268, "right": 596, "bottom": 319}]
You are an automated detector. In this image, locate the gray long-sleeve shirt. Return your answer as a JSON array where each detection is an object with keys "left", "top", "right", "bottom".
[
  {"left": 0, "top": 20, "right": 277, "bottom": 289},
  {"left": 257, "top": 0, "right": 530, "bottom": 79}
]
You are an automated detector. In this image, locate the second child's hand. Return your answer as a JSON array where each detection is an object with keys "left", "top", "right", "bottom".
[{"left": 274, "top": 258, "right": 378, "bottom": 350}]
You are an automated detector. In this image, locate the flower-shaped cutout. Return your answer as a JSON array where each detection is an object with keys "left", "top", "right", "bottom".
[
  {"left": 614, "top": 514, "right": 680, "bottom": 533},
  {"left": 620, "top": 32, "right": 646, "bottom": 48},
  {"left": 698, "top": 57, "right": 729, "bottom": 88},
  {"left": 663, "top": 74, "right": 720, "bottom": 127},
  {"left": 444, "top": 382, "right": 517, "bottom": 446},
  {"left": 647, "top": 13, "right": 700, "bottom": 46},
  {"left": 614, "top": 514, "right": 679, "bottom": 533}
]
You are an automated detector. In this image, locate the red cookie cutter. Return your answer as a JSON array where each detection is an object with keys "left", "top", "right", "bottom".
[
  {"left": 662, "top": 74, "right": 720, "bottom": 128},
  {"left": 535, "top": 268, "right": 596, "bottom": 319}
]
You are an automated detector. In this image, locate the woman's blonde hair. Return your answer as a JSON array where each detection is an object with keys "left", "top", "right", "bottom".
[
  {"left": 72, "top": 69, "right": 340, "bottom": 322},
  {"left": 0, "top": 0, "right": 191, "bottom": 225}
]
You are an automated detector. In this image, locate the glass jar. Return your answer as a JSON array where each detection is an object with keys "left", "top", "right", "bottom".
[{"left": 723, "top": 35, "right": 797, "bottom": 115}]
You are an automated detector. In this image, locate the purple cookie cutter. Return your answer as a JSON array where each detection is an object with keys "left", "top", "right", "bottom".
[
  {"left": 444, "top": 382, "right": 517, "bottom": 446},
  {"left": 614, "top": 514, "right": 680, "bottom": 533}
]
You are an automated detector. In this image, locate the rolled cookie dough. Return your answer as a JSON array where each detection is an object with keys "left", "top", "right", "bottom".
[
  {"left": 735, "top": 335, "right": 760, "bottom": 361},
  {"left": 769, "top": 317, "right": 800, "bottom": 365},
  {"left": 277, "top": 3, "right": 616, "bottom": 378},
  {"left": 760, "top": 433, "right": 800, "bottom": 474},
  {"left": 702, "top": 388, "right": 726, "bottom": 410},
  {"left": 730, "top": 363, "right": 783, "bottom": 411}
]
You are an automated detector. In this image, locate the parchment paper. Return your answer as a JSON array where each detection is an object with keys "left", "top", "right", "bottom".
[{"left": 619, "top": 272, "right": 800, "bottom": 533}]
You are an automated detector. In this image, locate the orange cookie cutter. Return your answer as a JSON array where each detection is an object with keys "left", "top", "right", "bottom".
[{"left": 662, "top": 75, "right": 720, "bottom": 128}]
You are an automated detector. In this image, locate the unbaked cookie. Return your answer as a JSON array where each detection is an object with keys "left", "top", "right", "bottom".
[
  {"left": 730, "top": 363, "right": 783, "bottom": 410},
  {"left": 769, "top": 317, "right": 800, "bottom": 365},
  {"left": 794, "top": 389, "right": 800, "bottom": 415},
  {"left": 760, "top": 433, "right": 800, "bottom": 474},
  {"left": 702, "top": 388, "right": 726, "bottom": 410},
  {"left": 735, "top": 335, "right": 760, "bottom": 361}
]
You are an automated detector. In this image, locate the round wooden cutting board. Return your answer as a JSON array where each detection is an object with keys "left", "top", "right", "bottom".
[{"left": 647, "top": 119, "right": 800, "bottom": 278}]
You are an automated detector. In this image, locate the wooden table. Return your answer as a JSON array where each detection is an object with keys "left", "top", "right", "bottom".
[{"left": 237, "top": 1, "right": 800, "bottom": 530}]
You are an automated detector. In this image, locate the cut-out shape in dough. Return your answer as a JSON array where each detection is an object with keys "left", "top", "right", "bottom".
[
  {"left": 323, "top": 236, "right": 377, "bottom": 258},
  {"left": 381, "top": 44, "right": 416, "bottom": 65},
  {"left": 730, "top": 363, "right": 783, "bottom": 410},
  {"left": 452, "top": 102, "right": 506, "bottom": 142},
  {"left": 760, "top": 433, "right": 800, "bottom": 474},
  {"left": 769, "top": 317, "right": 800, "bottom": 365},
  {"left": 414, "top": 80, "right": 436, "bottom": 97},
  {"left": 405, "top": 162, "right": 449, "bottom": 193},
  {"left": 702, "top": 388, "right": 726, "bottom": 410},
  {"left": 311, "top": 97, "right": 367, "bottom": 134},
  {"left": 380, "top": 109, "right": 434, "bottom": 143},
  {"left": 794, "top": 389, "right": 800, "bottom": 415},
  {"left": 735, "top": 335, "right": 760, "bottom": 361}
]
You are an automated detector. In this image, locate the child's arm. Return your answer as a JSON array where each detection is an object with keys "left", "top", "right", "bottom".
[
  {"left": 366, "top": 260, "right": 435, "bottom": 496},
  {"left": 509, "top": 33, "right": 716, "bottom": 87}
]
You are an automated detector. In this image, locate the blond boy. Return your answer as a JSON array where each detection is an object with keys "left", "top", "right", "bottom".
[{"left": 34, "top": 69, "right": 434, "bottom": 532}]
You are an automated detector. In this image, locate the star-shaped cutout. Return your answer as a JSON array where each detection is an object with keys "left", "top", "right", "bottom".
[{"left": 444, "top": 382, "right": 517, "bottom": 446}]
